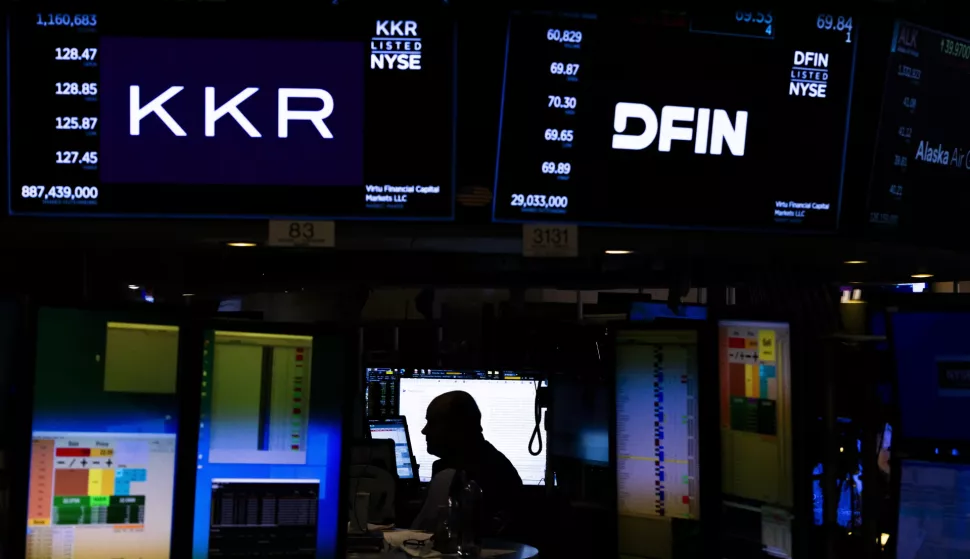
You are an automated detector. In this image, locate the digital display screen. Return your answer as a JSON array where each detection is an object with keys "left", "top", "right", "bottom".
[
  {"left": 7, "top": 6, "right": 455, "bottom": 219},
  {"left": 192, "top": 330, "right": 345, "bottom": 559},
  {"left": 366, "top": 368, "right": 547, "bottom": 485},
  {"left": 890, "top": 312, "right": 970, "bottom": 442},
  {"left": 26, "top": 310, "right": 180, "bottom": 559},
  {"left": 868, "top": 21, "right": 970, "bottom": 234},
  {"left": 368, "top": 418, "right": 416, "bottom": 479},
  {"left": 493, "top": 9, "right": 857, "bottom": 230},
  {"left": 615, "top": 330, "right": 700, "bottom": 558},
  {"left": 897, "top": 460, "right": 970, "bottom": 559},
  {"left": 718, "top": 321, "right": 793, "bottom": 508}
]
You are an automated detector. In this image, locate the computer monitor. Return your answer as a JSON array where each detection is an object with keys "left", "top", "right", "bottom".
[
  {"left": 896, "top": 459, "right": 970, "bottom": 559},
  {"left": 192, "top": 328, "right": 348, "bottom": 559},
  {"left": 718, "top": 320, "right": 793, "bottom": 509},
  {"left": 890, "top": 311, "right": 970, "bottom": 442},
  {"left": 25, "top": 308, "right": 181, "bottom": 559},
  {"left": 368, "top": 417, "right": 417, "bottom": 479},
  {"left": 365, "top": 368, "right": 547, "bottom": 485},
  {"left": 615, "top": 329, "right": 701, "bottom": 559}
]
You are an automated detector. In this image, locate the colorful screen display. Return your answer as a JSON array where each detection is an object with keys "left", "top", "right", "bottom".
[
  {"left": 493, "top": 8, "right": 857, "bottom": 230},
  {"left": 868, "top": 22, "right": 970, "bottom": 236},
  {"left": 26, "top": 310, "right": 180, "bottom": 559},
  {"left": 192, "top": 330, "right": 345, "bottom": 559},
  {"left": 718, "top": 321, "right": 793, "bottom": 508},
  {"left": 7, "top": 5, "right": 455, "bottom": 219},
  {"left": 615, "top": 330, "right": 700, "bottom": 559}
]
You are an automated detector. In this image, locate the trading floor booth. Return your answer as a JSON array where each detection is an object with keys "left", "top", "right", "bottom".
[
  {"left": 15, "top": 306, "right": 187, "bottom": 559},
  {"left": 611, "top": 323, "right": 717, "bottom": 559},
  {"left": 184, "top": 321, "right": 353, "bottom": 559},
  {"left": 716, "top": 318, "right": 796, "bottom": 558},
  {"left": 10, "top": 308, "right": 355, "bottom": 559}
]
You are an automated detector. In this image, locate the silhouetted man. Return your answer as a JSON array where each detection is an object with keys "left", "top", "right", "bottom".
[{"left": 411, "top": 391, "right": 522, "bottom": 533}]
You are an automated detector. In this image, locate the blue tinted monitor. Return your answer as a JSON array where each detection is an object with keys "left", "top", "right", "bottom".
[
  {"left": 891, "top": 312, "right": 970, "bottom": 441},
  {"left": 897, "top": 460, "right": 970, "bottom": 559},
  {"left": 368, "top": 417, "right": 416, "bottom": 479},
  {"left": 25, "top": 309, "right": 181, "bottom": 559},
  {"left": 192, "top": 329, "right": 346, "bottom": 559}
]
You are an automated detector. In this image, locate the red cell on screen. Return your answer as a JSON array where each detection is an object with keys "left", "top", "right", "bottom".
[{"left": 55, "top": 448, "right": 91, "bottom": 457}]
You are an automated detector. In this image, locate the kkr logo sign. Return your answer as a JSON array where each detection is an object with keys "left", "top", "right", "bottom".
[
  {"left": 100, "top": 37, "right": 364, "bottom": 187},
  {"left": 129, "top": 86, "right": 336, "bottom": 138},
  {"left": 612, "top": 103, "right": 748, "bottom": 156}
]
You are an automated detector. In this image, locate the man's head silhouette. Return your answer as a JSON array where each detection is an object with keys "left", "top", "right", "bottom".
[{"left": 421, "top": 390, "right": 482, "bottom": 459}]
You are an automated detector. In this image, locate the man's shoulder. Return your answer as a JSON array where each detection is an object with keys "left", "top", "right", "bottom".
[{"left": 481, "top": 440, "right": 523, "bottom": 485}]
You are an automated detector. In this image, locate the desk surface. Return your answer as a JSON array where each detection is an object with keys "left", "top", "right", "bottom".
[{"left": 349, "top": 538, "right": 539, "bottom": 559}]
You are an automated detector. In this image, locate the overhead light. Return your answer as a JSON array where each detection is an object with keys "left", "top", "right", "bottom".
[
  {"left": 605, "top": 250, "right": 633, "bottom": 255},
  {"left": 127, "top": 284, "right": 140, "bottom": 290},
  {"left": 227, "top": 242, "right": 257, "bottom": 247},
  {"left": 844, "top": 260, "right": 867, "bottom": 265},
  {"left": 911, "top": 273, "right": 934, "bottom": 279},
  {"left": 182, "top": 293, "right": 195, "bottom": 297}
]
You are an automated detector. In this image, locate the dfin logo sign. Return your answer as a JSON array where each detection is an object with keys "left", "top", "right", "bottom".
[{"left": 611, "top": 103, "right": 749, "bottom": 156}]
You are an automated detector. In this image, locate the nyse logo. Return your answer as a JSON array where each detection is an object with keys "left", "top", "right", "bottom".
[
  {"left": 371, "top": 20, "right": 422, "bottom": 71},
  {"left": 789, "top": 51, "right": 829, "bottom": 98},
  {"left": 611, "top": 103, "right": 748, "bottom": 156},
  {"left": 129, "top": 86, "right": 335, "bottom": 138}
]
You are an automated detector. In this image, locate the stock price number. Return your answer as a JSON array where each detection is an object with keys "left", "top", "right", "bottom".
[
  {"left": 511, "top": 193, "right": 570, "bottom": 210},
  {"left": 940, "top": 38, "right": 970, "bottom": 60},
  {"left": 548, "top": 95, "right": 577, "bottom": 110},
  {"left": 55, "top": 47, "right": 98, "bottom": 62},
  {"left": 55, "top": 82, "right": 98, "bottom": 96},
  {"left": 55, "top": 116, "right": 98, "bottom": 131},
  {"left": 546, "top": 29, "right": 583, "bottom": 44},
  {"left": 816, "top": 14, "right": 853, "bottom": 42},
  {"left": 544, "top": 128, "right": 575, "bottom": 142},
  {"left": 55, "top": 151, "right": 98, "bottom": 165},
  {"left": 541, "top": 161, "right": 572, "bottom": 175},
  {"left": 21, "top": 185, "right": 100, "bottom": 201},
  {"left": 735, "top": 11, "right": 773, "bottom": 35},
  {"left": 549, "top": 62, "right": 581, "bottom": 76},
  {"left": 36, "top": 13, "right": 98, "bottom": 27}
]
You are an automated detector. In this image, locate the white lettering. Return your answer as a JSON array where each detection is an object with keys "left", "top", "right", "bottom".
[
  {"left": 710, "top": 109, "right": 748, "bottom": 156},
  {"left": 658, "top": 106, "right": 695, "bottom": 152},
  {"left": 370, "top": 53, "right": 422, "bottom": 70},
  {"left": 611, "top": 102, "right": 658, "bottom": 150},
  {"left": 612, "top": 102, "right": 747, "bottom": 156},
  {"left": 794, "top": 50, "right": 829, "bottom": 68},
  {"left": 278, "top": 88, "right": 335, "bottom": 139},
  {"left": 694, "top": 108, "right": 710, "bottom": 154},
  {"left": 915, "top": 140, "right": 950, "bottom": 165},
  {"left": 205, "top": 87, "right": 261, "bottom": 137},
  {"left": 130, "top": 86, "right": 186, "bottom": 136}
]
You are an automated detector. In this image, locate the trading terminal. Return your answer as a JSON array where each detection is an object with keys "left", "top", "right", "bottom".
[{"left": 2, "top": 3, "right": 970, "bottom": 559}]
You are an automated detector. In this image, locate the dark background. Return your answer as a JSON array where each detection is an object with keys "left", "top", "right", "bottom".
[{"left": 868, "top": 22, "right": 970, "bottom": 240}]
